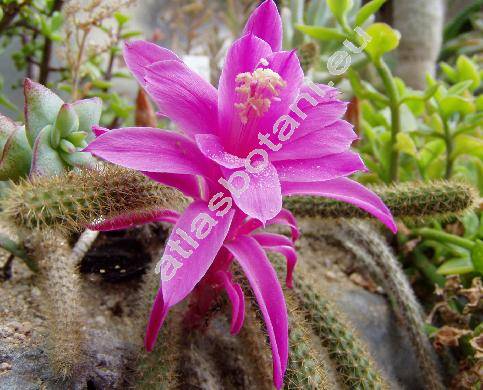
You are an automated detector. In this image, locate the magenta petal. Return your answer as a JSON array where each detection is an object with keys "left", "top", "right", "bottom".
[
  {"left": 268, "top": 245, "right": 297, "bottom": 289},
  {"left": 223, "top": 48, "right": 304, "bottom": 154},
  {"left": 84, "top": 127, "right": 214, "bottom": 176},
  {"left": 225, "top": 235, "right": 288, "bottom": 389},
  {"left": 214, "top": 271, "right": 245, "bottom": 335},
  {"left": 240, "top": 208, "right": 300, "bottom": 241},
  {"left": 282, "top": 178, "right": 398, "bottom": 233},
  {"left": 145, "top": 289, "right": 169, "bottom": 351},
  {"left": 275, "top": 151, "right": 367, "bottom": 182},
  {"left": 232, "top": 284, "right": 246, "bottom": 334},
  {"left": 145, "top": 61, "right": 218, "bottom": 138},
  {"left": 221, "top": 161, "right": 282, "bottom": 224},
  {"left": 123, "top": 40, "right": 180, "bottom": 87},
  {"left": 88, "top": 209, "right": 180, "bottom": 231},
  {"left": 195, "top": 134, "right": 245, "bottom": 169},
  {"left": 290, "top": 100, "right": 348, "bottom": 141},
  {"left": 252, "top": 233, "right": 296, "bottom": 288},
  {"left": 92, "top": 125, "right": 109, "bottom": 137},
  {"left": 251, "top": 232, "right": 293, "bottom": 247},
  {"left": 243, "top": 0, "right": 282, "bottom": 52},
  {"left": 271, "top": 120, "right": 357, "bottom": 161},
  {"left": 144, "top": 172, "right": 200, "bottom": 199},
  {"left": 218, "top": 34, "right": 272, "bottom": 151},
  {"left": 160, "top": 200, "right": 235, "bottom": 311}
]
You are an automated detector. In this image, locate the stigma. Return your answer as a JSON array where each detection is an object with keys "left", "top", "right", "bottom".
[{"left": 235, "top": 63, "right": 286, "bottom": 124}]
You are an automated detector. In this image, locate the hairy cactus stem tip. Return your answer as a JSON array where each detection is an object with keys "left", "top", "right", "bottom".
[
  {"left": 283, "top": 180, "right": 478, "bottom": 222},
  {"left": 1, "top": 164, "right": 188, "bottom": 233}
]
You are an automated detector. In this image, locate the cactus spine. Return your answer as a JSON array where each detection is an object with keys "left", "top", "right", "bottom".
[
  {"left": 293, "top": 271, "right": 389, "bottom": 389},
  {"left": 325, "top": 220, "right": 445, "bottom": 390},
  {"left": 134, "top": 313, "right": 183, "bottom": 390},
  {"left": 285, "top": 293, "right": 334, "bottom": 389},
  {"left": 2, "top": 165, "right": 186, "bottom": 233},
  {"left": 284, "top": 181, "right": 477, "bottom": 222}
]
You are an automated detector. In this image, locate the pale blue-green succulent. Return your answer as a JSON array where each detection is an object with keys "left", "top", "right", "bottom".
[
  {"left": 0, "top": 79, "right": 102, "bottom": 180},
  {"left": 0, "top": 115, "right": 32, "bottom": 181},
  {"left": 24, "top": 78, "right": 101, "bottom": 177}
]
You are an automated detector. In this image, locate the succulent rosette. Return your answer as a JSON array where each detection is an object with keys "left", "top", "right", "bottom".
[
  {"left": 85, "top": 1, "right": 396, "bottom": 388},
  {"left": 24, "top": 79, "right": 101, "bottom": 177}
]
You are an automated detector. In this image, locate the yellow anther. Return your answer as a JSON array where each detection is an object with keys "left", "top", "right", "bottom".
[{"left": 234, "top": 67, "right": 286, "bottom": 124}]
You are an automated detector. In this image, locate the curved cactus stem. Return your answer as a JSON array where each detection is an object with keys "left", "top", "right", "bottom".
[
  {"left": 28, "top": 230, "right": 87, "bottom": 379},
  {"left": 322, "top": 220, "right": 446, "bottom": 390},
  {"left": 284, "top": 181, "right": 477, "bottom": 223},
  {"left": 292, "top": 268, "right": 389, "bottom": 389}
]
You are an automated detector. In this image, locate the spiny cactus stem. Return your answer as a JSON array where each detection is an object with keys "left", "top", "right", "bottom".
[
  {"left": 293, "top": 272, "right": 388, "bottom": 389},
  {"left": 29, "top": 230, "right": 86, "bottom": 378},
  {"left": 338, "top": 221, "right": 445, "bottom": 390},
  {"left": 0, "top": 232, "right": 37, "bottom": 271},
  {"left": 413, "top": 227, "right": 474, "bottom": 250},
  {"left": 285, "top": 291, "right": 333, "bottom": 389},
  {"left": 284, "top": 181, "right": 477, "bottom": 221},
  {"left": 2, "top": 164, "right": 187, "bottom": 233}
]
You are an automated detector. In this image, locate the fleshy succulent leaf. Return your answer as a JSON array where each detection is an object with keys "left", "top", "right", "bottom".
[
  {"left": 24, "top": 78, "right": 64, "bottom": 146},
  {"left": 72, "top": 97, "right": 102, "bottom": 141},
  {"left": 0, "top": 115, "right": 32, "bottom": 181},
  {"left": 55, "top": 103, "right": 79, "bottom": 139},
  {"left": 30, "top": 125, "right": 66, "bottom": 177}
]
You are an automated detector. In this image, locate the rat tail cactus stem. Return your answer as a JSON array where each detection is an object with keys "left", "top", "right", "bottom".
[
  {"left": 285, "top": 292, "right": 334, "bottom": 389},
  {"left": 284, "top": 180, "right": 477, "bottom": 222},
  {"left": 293, "top": 270, "right": 389, "bottom": 389},
  {"left": 329, "top": 220, "right": 445, "bottom": 390},
  {"left": 2, "top": 164, "right": 186, "bottom": 233},
  {"left": 27, "top": 230, "right": 86, "bottom": 378}
]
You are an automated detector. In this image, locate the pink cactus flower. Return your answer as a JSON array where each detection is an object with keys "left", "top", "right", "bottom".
[{"left": 85, "top": 1, "right": 396, "bottom": 388}]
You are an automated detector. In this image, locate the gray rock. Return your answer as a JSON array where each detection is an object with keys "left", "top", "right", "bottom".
[{"left": 327, "top": 283, "right": 425, "bottom": 389}]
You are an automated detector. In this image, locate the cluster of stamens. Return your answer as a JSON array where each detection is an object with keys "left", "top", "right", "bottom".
[{"left": 234, "top": 61, "right": 286, "bottom": 124}]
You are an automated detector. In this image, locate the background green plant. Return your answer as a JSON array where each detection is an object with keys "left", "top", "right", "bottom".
[
  {"left": 0, "top": 0, "right": 140, "bottom": 127},
  {"left": 297, "top": 0, "right": 482, "bottom": 383}
]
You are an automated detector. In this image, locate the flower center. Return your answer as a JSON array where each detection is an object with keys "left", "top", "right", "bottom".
[{"left": 234, "top": 62, "right": 286, "bottom": 124}]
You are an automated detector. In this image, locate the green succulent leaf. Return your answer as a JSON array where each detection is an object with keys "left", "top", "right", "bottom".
[
  {"left": 114, "top": 11, "right": 130, "bottom": 26},
  {"left": 364, "top": 23, "right": 400, "bottom": 59},
  {"left": 452, "top": 135, "right": 483, "bottom": 160},
  {"left": 59, "top": 139, "right": 76, "bottom": 154},
  {"left": 440, "top": 96, "right": 475, "bottom": 117},
  {"left": 396, "top": 133, "right": 417, "bottom": 157},
  {"left": 30, "top": 125, "right": 66, "bottom": 178},
  {"left": 327, "top": 0, "right": 353, "bottom": 22},
  {"left": 60, "top": 151, "right": 97, "bottom": 170},
  {"left": 72, "top": 97, "right": 102, "bottom": 141},
  {"left": 24, "top": 79, "right": 64, "bottom": 147},
  {"left": 471, "top": 241, "right": 483, "bottom": 273},
  {"left": 355, "top": 0, "right": 386, "bottom": 27},
  {"left": 0, "top": 116, "right": 32, "bottom": 181},
  {"left": 66, "top": 131, "right": 87, "bottom": 146},
  {"left": 456, "top": 55, "right": 480, "bottom": 91},
  {"left": 55, "top": 103, "right": 79, "bottom": 138},
  {"left": 296, "top": 25, "right": 347, "bottom": 41},
  {"left": 440, "top": 62, "right": 457, "bottom": 83},
  {"left": 437, "top": 257, "right": 474, "bottom": 275},
  {"left": 447, "top": 80, "right": 473, "bottom": 96}
]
